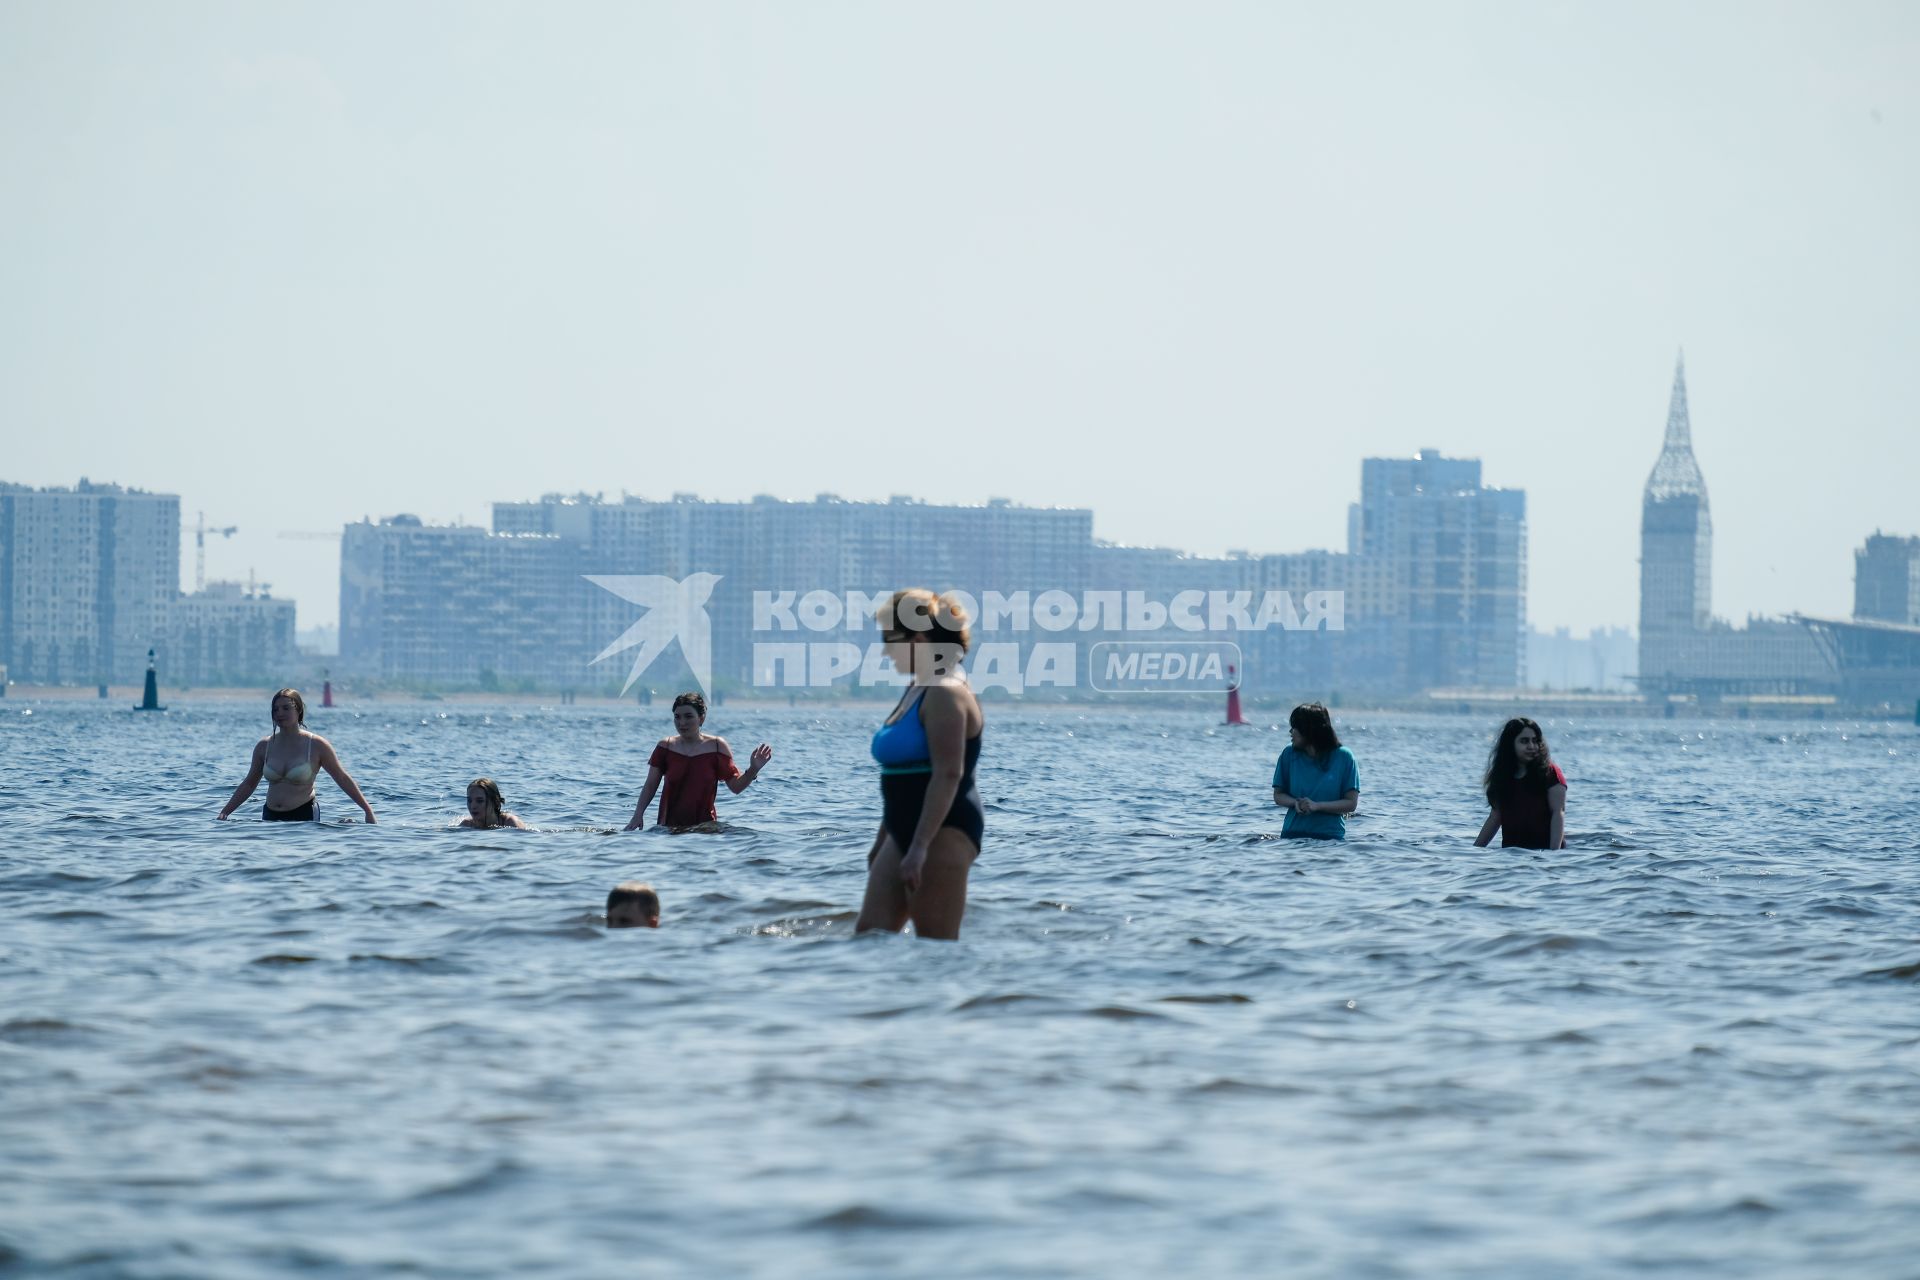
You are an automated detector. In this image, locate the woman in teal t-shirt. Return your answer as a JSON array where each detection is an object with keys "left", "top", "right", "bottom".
[{"left": 1271, "top": 702, "right": 1360, "bottom": 840}]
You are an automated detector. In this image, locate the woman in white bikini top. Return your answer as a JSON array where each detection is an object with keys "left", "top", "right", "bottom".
[{"left": 217, "top": 688, "right": 378, "bottom": 823}]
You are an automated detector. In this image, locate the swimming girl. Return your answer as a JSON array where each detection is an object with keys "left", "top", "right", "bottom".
[
  {"left": 1271, "top": 702, "right": 1360, "bottom": 840},
  {"left": 217, "top": 688, "right": 377, "bottom": 823},
  {"left": 456, "top": 777, "right": 529, "bottom": 829},
  {"left": 623, "top": 692, "right": 772, "bottom": 830},
  {"left": 856, "top": 589, "right": 984, "bottom": 940},
  {"left": 1473, "top": 717, "right": 1567, "bottom": 849}
]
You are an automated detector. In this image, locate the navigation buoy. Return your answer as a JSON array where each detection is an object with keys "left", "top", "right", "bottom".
[
  {"left": 135, "top": 648, "right": 166, "bottom": 712},
  {"left": 1224, "top": 664, "right": 1248, "bottom": 725},
  {"left": 322, "top": 669, "right": 334, "bottom": 709}
]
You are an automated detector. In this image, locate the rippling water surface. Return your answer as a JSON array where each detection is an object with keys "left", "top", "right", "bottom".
[{"left": 3, "top": 701, "right": 1918, "bottom": 1277}]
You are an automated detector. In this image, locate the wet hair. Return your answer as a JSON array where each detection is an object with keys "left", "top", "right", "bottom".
[
  {"left": 271, "top": 687, "right": 306, "bottom": 724},
  {"left": 671, "top": 691, "right": 707, "bottom": 720},
  {"left": 878, "top": 588, "right": 972, "bottom": 654},
  {"left": 1288, "top": 703, "right": 1339, "bottom": 757},
  {"left": 607, "top": 881, "right": 660, "bottom": 920},
  {"left": 466, "top": 777, "right": 506, "bottom": 821},
  {"left": 1484, "top": 717, "right": 1554, "bottom": 807}
]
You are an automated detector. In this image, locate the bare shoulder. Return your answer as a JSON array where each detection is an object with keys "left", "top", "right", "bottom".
[
  {"left": 939, "top": 678, "right": 982, "bottom": 713},
  {"left": 307, "top": 732, "right": 337, "bottom": 755},
  {"left": 710, "top": 735, "right": 732, "bottom": 754},
  {"left": 921, "top": 680, "right": 979, "bottom": 725}
]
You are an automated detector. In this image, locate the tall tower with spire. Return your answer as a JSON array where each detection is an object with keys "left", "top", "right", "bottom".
[{"left": 1638, "top": 353, "right": 1713, "bottom": 688}]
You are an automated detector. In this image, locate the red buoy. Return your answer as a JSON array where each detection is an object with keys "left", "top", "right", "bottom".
[
  {"left": 1224, "top": 664, "right": 1248, "bottom": 725},
  {"left": 322, "top": 669, "right": 334, "bottom": 709}
]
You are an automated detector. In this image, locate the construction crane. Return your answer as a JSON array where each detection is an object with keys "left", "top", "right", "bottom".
[{"left": 186, "top": 511, "right": 238, "bottom": 592}]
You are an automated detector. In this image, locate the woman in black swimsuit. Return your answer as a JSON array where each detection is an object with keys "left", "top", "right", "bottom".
[{"left": 856, "top": 589, "right": 984, "bottom": 941}]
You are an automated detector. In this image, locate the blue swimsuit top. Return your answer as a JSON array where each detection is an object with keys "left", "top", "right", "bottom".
[{"left": 872, "top": 689, "right": 933, "bottom": 774}]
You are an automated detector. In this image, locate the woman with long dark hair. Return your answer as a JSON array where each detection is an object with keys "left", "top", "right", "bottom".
[
  {"left": 1473, "top": 717, "right": 1567, "bottom": 849},
  {"left": 1271, "top": 702, "right": 1360, "bottom": 840}
]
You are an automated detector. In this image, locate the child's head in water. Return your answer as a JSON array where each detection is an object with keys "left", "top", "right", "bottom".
[{"left": 607, "top": 882, "right": 660, "bottom": 929}]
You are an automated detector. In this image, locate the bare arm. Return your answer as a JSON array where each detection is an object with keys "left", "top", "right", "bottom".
[
  {"left": 218, "top": 742, "right": 267, "bottom": 819},
  {"left": 625, "top": 764, "right": 665, "bottom": 830},
  {"left": 1474, "top": 808, "right": 1501, "bottom": 847},
  {"left": 724, "top": 741, "right": 773, "bottom": 794},
  {"left": 899, "top": 687, "right": 969, "bottom": 891},
  {"left": 1304, "top": 789, "right": 1360, "bottom": 817},
  {"left": 500, "top": 811, "right": 531, "bottom": 830},
  {"left": 1548, "top": 784, "right": 1566, "bottom": 850},
  {"left": 316, "top": 738, "right": 377, "bottom": 823}
]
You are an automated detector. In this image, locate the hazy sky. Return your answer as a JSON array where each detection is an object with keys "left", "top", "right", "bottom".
[{"left": 3, "top": 1, "right": 1915, "bottom": 632}]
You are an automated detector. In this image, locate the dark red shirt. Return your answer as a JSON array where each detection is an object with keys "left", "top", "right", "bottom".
[
  {"left": 649, "top": 742, "right": 740, "bottom": 827},
  {"left": 1495, "top": 762, "right": 1567, "bottom": 849}
]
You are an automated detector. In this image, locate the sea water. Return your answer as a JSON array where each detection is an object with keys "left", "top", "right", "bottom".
[{"left": 2, "top": 702, "right": 1917, "bottom": 1277}]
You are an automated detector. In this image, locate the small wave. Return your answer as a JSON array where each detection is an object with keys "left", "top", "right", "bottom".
[
  {"left": 1084, "top": 1005, "right": 1168, "bottom": 1021},
  {"left": 853, "top": 1003, "right": 933, "bottom": 1019},
  {"left": 1859, "top": 960, "right": 1920, "bottom": 981},
  {"left": 1456, "top": 931, "right": 1616, "bottom": 958},
  {"left": 1612, "top": 1196, "right": 1779, "bottom": 1228},
  {"left": 2, "top": 870, "right": 102, "bottom": 890},
  {"left": 251, "top": 953, "right": 320, "bottom": 966},
  {"left": 0, "top": 1017, "right": 98, "bottom": 1043},
  {"left": 1188, "top": 1077, "right": 1311, "bottom": 1097},
  {"left": 952, "top": 992, "right": 1056, "bottom": 1012},
  {"left": 1041, "top": 1187, "right": 1168, "bottom": 1210},
  {"left": 800, "top": 1204, "right": 969, "bottom": 1231},
  {"left": 1158, "top": 993, "right": 1253, "bottom": 1005},
  {"left": 348, "top": 954, "right": 464, "bottom": 972},
  {"left": 402, "top": 1159, "right": 527, "bottom": 1203}
]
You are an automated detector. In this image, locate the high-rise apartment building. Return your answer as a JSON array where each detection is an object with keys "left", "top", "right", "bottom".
[
  {"left": 0, "top": 479, "right": 180, "bottom": 685},
  {"left": 1347, "top": 450, "right": 1527, "bottom": 690},
  {"left": 339, "top": 516, "right": 578, "bottom": 685},
  {"left": 345, "top": 495, "right": 1096, "bottom": 688},
  {"left": 1854, "top": 533, "right": 1920, "bottom": 626}
]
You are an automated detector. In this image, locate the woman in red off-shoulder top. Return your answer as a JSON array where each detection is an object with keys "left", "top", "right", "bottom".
[{"left": 624, "top": 691, "right": 773, "bottom": 830}]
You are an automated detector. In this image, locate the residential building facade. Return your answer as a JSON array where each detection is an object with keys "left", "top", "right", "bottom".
[{"left": 0, "top": 479, "right": 180, "bottom": 685}]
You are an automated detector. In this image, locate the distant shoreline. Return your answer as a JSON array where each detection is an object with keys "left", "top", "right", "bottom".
[{"left": 3, "top": 683, "right": 1903, "bottom": 721}]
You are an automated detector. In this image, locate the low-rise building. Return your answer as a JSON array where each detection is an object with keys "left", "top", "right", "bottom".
[{"left": 168, "top": 582, "right": 297, "bottom": 685}]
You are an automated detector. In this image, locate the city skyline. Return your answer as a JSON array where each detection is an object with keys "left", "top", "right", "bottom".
[{"left": 5, "top": 4, "right": 1916, "bottom": 636}]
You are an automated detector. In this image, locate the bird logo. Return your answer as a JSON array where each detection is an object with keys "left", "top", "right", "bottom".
[{"left": 587, "top": 573, "right": 722, "bottom": 695}]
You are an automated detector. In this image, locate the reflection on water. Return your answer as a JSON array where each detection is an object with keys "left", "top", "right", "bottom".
[{"left": 2, "top": 702, "right": 1917, "bottom": 1277}]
